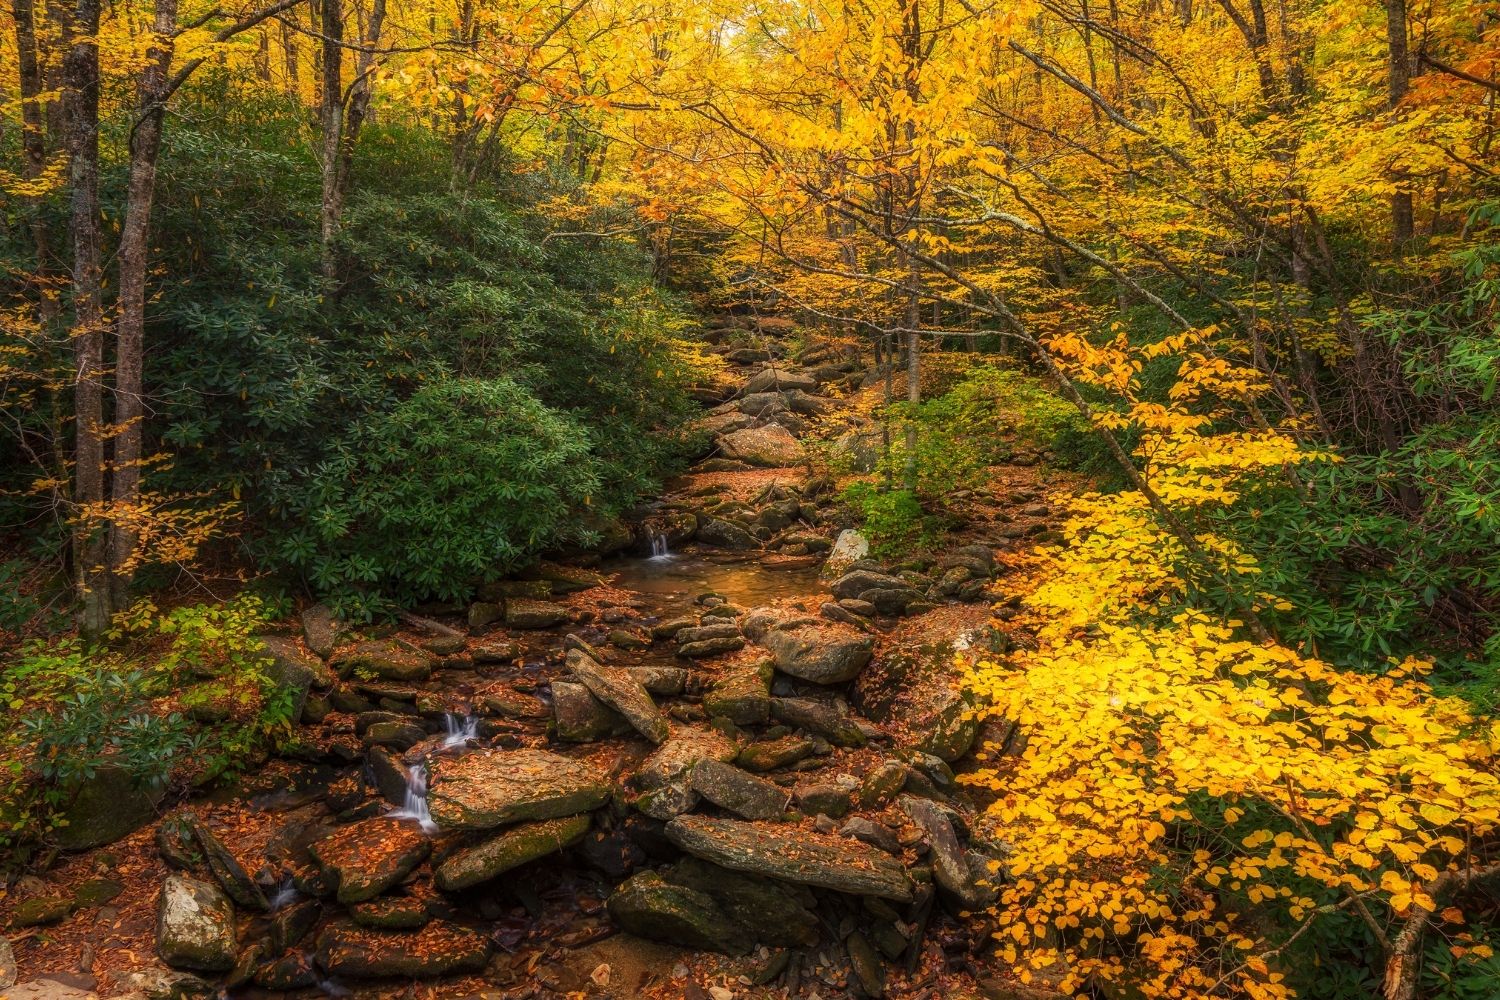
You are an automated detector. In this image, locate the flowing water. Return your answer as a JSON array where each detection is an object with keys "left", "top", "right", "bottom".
[
  {"left": 387, "top": 763, "right": 438, "bottom": 834},
  {"left": 440, "top": 712, "right": 479, "bottom": 750},
  {"left": 603, "top": 552, "right": 823, "bottom": 617}
]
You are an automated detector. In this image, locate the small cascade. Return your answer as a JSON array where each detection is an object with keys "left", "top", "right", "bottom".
[
  {"left": 268, "top": 876, "right": 300, "bottom": 911},
  {"left": 387, "top": 763, "right": 438, "bottom": 834},
  {"left": 647, "top": 527, "right": 673, "bottom": 560},
  {"left": 440, "top": 712, "right": 479, "bottom": 750}
]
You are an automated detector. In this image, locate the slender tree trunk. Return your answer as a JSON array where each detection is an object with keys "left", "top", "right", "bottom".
[
  {"left": 108, "top": 0, "right": 179, "bottom": 610},
  {"left": 1384, "top": 0, "right": 1414, "bottom": 248},
  {"left": 12, "top": 0, "right": 53, "bottom": 279},
  {"left": 318, "top": 0, "right": 344, "bottom": 282},
  {"left": 61, "top": 0, "right": 110, "bottom": 634}
]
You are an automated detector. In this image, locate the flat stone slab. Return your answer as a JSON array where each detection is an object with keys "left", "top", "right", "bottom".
[
  {"left": 690, "top": 759, "right": 789, "bottom": 820},
  {"left": 427, "top": 748, "right": 612, "bottom": 830},
  {"left": 505, "top": 598, "right": 570, "bottom": 629},
  {"left": 666, "top": 815, "right": 912, "bottom": 901},
  {"left": 568, "top": 648, "right": 669, "bottom": 743},
  {"left": 157, "top": 874, "right": 237, "bottom": 972},
  {"left": 308, "top": 816, "right": 431, "bottom": 904},
  {"left": 760, "top": 623, "right": 874, "bottom": 684},
  {"left": 435, "top": 814, "right": 591, "bottom": 892},
  {"left": 316, "top": 921, "right": 491, "bottom": 979},
  {"left": 717, "top": 425, "right": 805, "bottom": 468},
  {"left": 330, "top": 639, "right": 435, "bottom": 682},
  {"left": 636, "top": 726, "right": 739, "bottom": 789}
]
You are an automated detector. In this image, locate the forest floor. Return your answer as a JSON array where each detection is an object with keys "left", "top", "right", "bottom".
[{"left": 0, "top": 317, "right": 1078, "bottom": 1000}]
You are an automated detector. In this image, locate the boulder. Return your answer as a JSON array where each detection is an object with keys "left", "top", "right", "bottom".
[
  {"left": 696, "top": 518, "right": 759, "bottom": 550},
  {"left": 630, "top": 666, "right": 689, "bottom": 696},
  {"left": 744, "top": 366, "right": 817, "bottom": 394},
  {"left": 427, "top": 748, "right": 612, "bottom": 830},
  {"left": 552, "top": 681, "right": 630, "bottom": 742},
  {"left": 829, "top": 569, "right": 907, "bottom": 601},
  {"left": 567, "top": 648, "right": 669, "bottom": 743},
  {"left": 156, "top": 875, "right": 236, "bottom": 972},
  {"left": 330, "top": 639, "right": 435, "bottom": 682},
  {"left": 772, "top": 697, "right": 868, "bottom": 747},
  {"left": 301, "top": 604, "right": 344, "bottom": 658},
  {"left": 187, "top": 816, "right": 269, "bottom": 911},
  {"left": 759, "top": 623, "right": 874, "bottom": 684},
  {"left": 606, "top": 872, "right": 743, "bottom": 954},
  {"left": 315, "top": 921, "right": 491, "bottom": 979},
  {"left": 257, "top": 636, "right": 332, "bottom": 721},
  {"left": 822, "top": 529, "right": 870, "bottom": 579},
  {"left": 308, "top": 816, "right": 431, "bottom": 904},
  {"left": 636, "top": 727, "right": 739, "bottom": 789},
  {"left": 736, "top": 735, "right": 815, "bottom": 772},
  {"left": 703, "top": 660, "right": 773, "bottom": 725},
  {"left": 666, "top": 816, "right": 912, "bottom": 901},
  {"left": 349, "top": 896, "right": 429, "bottom": 930},
  {"left": 54, "top": 764, "right": 162, "bottom": 851},
  {"left": 902, "top": 796, "right": 992, "bottom": 910},
  {"left": 690, "top": 760, "right": 788, "bottom": 820},
  {"left": 717, "top": 425, "right": 805, "bottom": 468},
  {"left": 505, "top": 599, "right": 570, "bottom": 629},
  {"left": 435, "top": 814, "right": 591, "bottom": 892}
]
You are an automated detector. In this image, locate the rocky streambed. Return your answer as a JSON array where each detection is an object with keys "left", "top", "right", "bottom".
[{"left": 3, "top": 316, "right": 1066, "bottom": 1000}]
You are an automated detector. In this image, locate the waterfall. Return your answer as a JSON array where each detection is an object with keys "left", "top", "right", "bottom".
[
  {"left": 268, "top": 876, "right": 299, "bottom": 911},
  {"left": 647, "top": 528, "right": 672, "bottom": 560},
  {"left": 388, "top": 763, "right": 438, "bottom": 834},
  {"left": 440, "top": 712, "right": 479, "bottom": 750}
]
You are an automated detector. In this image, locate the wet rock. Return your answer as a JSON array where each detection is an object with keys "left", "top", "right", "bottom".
[
  {"left": 823, "top": 529, "right": 870, "bottom": 578},
  {"left": 760, "top": 623, "right": 873, "bottom": 684},
  {"left": 607, "top": 871, "right": 743, "bottom": 953},
  {"left": 568, "top": 648, "right": 670, "bottom": 743},
  {"left": 505, "top": 598, "right": 570, "bottom": 629},
  {"left": 435, "top": 814, "right": 591, "bottom": 892},
  {"left": 841, "top": 817, "right": 902, "bottom": 855},
  {"left": 652, "top": 617, "right": 698, "bottom": 640},
  {"left": 670, "top": 857, "right": 819, "bottom": 948},
  {"left": 330, "top": 639, "right": 435, "bottom": 682},
  {"left": 772, "top": 697, "right": 867, "bottom": 747},
  {"left": 11, "top": 896, "right": 70, "bottom": 927},
  {"left": 308, "top": 816, "right": 431, "bottom": 904},
  {"left": 187, "top": 817, "right": 269, "bottom": 911},
  {"left": 609, "top": 628, "right": 651, "bottom": 651},
  {"left": 741, "top": 607, "right": 821, "bottom": 642},
  {"left": 427, "top": 748, "right": 612, "bottom": 830},
  {"left": 270, "top": 899, "right": 322, "bottom": 952},
  {"left": 703, "top": 660, "right": 773, "bottom": 725},
  {"left": 736, "top": 735, "right": 815, "bottom": 772},
  {"left": 717, "top": 425, "right": 805, "bottom": 468},
  {"left": 55, "top": 764, "right": 162, "bottom": 851},
  {"left": 678, "top": 635, "right": 747, "bottom": 658},
  {"left": 156, "top": 875, "right": 236, "bottom": 972},
  {"left": 528, "top": 562, "right": 605, "bottom": 594},
  {"left": 829, "top": 569, "right": 905, "bottom": 601},
  {"left": 254, "top": 952, "right": 318, "bottom": 990},
  {"left": 479, "top": 686, "right": 548, "bottom": 719},
  {"left": 666, "top": 815, "right": 912, "bottom": 901},
  {"left": 820, "top": 602, "right": 867, "bottom": 628},
  {"left": 636, "top": 727, "right": 740, "bottom": 789},
  {"left": 578, "top": 824, "right": 648, "bottom": 879},
  {"left": 471, "top": 639, "right": 522, "bottom": 663},
  {"left": 690, "top": 760, "right": 789, "bottom": 820},
  {"left": 301, "top": 604, "right": 343, "bottom": 658},
  {"left": 676, "top": 622, "right": 742, "bottom": 645},
  {"left": 315, "top": 921, "right": 491, "bottom": 979},
  {"left": 362, "top": 720, "right": 426, "bottom": 751},
  {"left": 902, "top": 796, "right": 989, "bottom": 910},
  {"left": 349, "top": 896, "right": 430, "bottom": 929},
  {"left": 697, "top": 518, "right": 759, "bottom": 550},
  {"left": 552, "top": 680, "right": 630, "bottom": 742}
]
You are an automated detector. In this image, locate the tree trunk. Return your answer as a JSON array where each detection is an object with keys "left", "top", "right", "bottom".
[
  {"left": 1384, "top": 0, "right": 1413, "bottom": 248},
  {"left": 61, "top": 0, "right": 110, "bottom": 634},
  {"left": 107, "top": 0, "right": 179, "bottom": 610},
  {"left": 318, "top": 0, "right": 344, "bottom": 282}
]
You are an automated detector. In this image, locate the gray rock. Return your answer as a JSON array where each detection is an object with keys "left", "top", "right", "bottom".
[
  {"left": 823, "top": 529, "right": 870, "bottom": 579},
  {"left": 675, "top": 622, "right": 742, "bottom": 644},
  {"left": 669, "top": 857, "right": 819, "bottom": 948},
  {"left": 744, "top": 366, "right": 818, "bottom": 394},
  {"left": 187, "top": 816, "right": 269, "bottom": 911},
  {"left": 696, "top": 518, "right": 759, "bottom": 550},
  {"left": 362, "top": 720, "right": 426, "bottom": 750},
  {"left": 301, "top": 604, "right": 343, "bottom": 658},
  {"left": 690, "top": 759, "right": 789, "bottom": 820},
  {"left": 703, "top": 660, "right": 773, "bottom": 725},
  {"left": 629, "top": 665, "right": 690, "bottom": 695},
  {"left": 55, "top": 764, "right": 162, "bottom": 851},
  {"left": 678, "top": 635, "right": 747, "bottom": 658},
  {"left": 652, "top": 617, "right": 698, "bottom": 639},
  {"left": 567, "top": 648, "right": 670, "bottom": 743},
  {"left": 636, "top": 726, "right": 739, "bottom": 789},
  {"left": 634, "top": 782, "right": 700, "bottom": 820},
  {"left": 793, "top": 780, "right": 855, "bottom": 819},
  {"left": 257, "top": 636, "right": 333, "bottom": 723},
  {"left": 736, "top": 735, "right": 815, "bottom": 772},
  {"left": 349, "top": 896, "right": 430, "bottom": 930},
  {"left": 157, "top": 875, "right": 236, "bottom": 972},
  {"left": 607, "top": 871, "right": 743, "bottom": 953},
  {"left": 666, "top": 815, "right": 912, "bottom": 901},
  {"left": 0, "top": 936, "right": 14, "bottom": 990},
  {"left": 315, "top": 921, "right": 491, "bottom": 978},
  {"left": 308, "top": 816, "right": 432, "bottom": 904},
  {"left": 902, "top": 796, "right": 989, "bottom": 910},
  {"left": 760, "top": 623, "right": 873, "bottom": 684},
  {"left": 840, "top": 817, "right": 902, "bottom": 855},
  {"left": 717, "top": 425, "right": 805, "bottom": 468},
  {"left": 427, "top": 748, "right": 612, "bottom": 830},
  {"left": 467, "top": 601, "right": 504, "bottom": 629},
  {"left": 552, "top": 680, "right": 630, "bottom": 742},
  {"left": 829, "top": 569, "right": 906, "bottom": 600},
  {"left": 741, "top": 607, "right": 821, "bottom": 642},
  {"left": 772, "top": 697, "right": 868, "bottom": 747},
  {"left": 435, "top": 814, "right": 591, "bottom": 892},
  {"left": 330, "top": 639, "right": 435, "bottom": 682},
  {"left": 505, "top": 598, "right": 570, "bottom": 629},
  {"left": 847, "top": 931, "right": 888, "bottom": 996}
]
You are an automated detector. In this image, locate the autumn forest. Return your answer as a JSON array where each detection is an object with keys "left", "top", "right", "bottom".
[{"left": 1, "top": 0, "right": 1499, "bottom": 998}]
